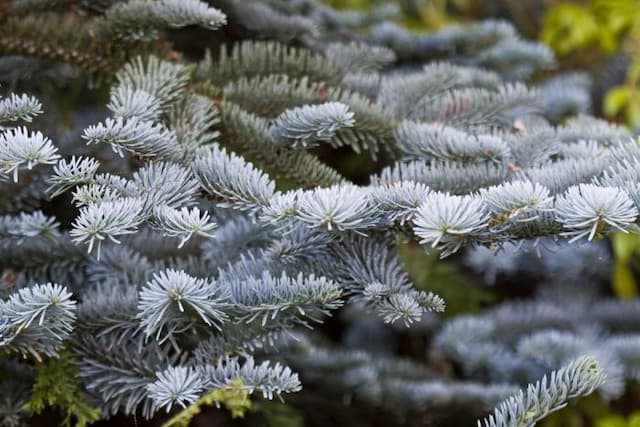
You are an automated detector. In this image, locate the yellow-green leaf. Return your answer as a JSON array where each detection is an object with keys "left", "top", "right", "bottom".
[
  {"left": 596, "top": 414, "right": 629, "bottom": 427},
  {"left": 604, "top": 87, "right": 632, "bottom": 117},
  {"left": 612, "top": 261, "right": 638, "bottom": 298},
  {"left": 612, "top": 231, "right": 640, "bottom": 262},
  {"left": 162, "top": 379, "right": 252, "bottom": 427},
  {"left": 541, "top": 4, "right": 600, "bottom": 55},
  {"left": 630, "top": 412, "right": 640, "bottom": 427}
]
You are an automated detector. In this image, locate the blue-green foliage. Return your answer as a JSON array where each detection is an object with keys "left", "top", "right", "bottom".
[{"left": 1, "top": 0, "right": 636, "bottom": 425}]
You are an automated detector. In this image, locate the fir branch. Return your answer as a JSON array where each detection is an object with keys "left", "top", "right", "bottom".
[
  {"left": 101, "top": 0, "right": 226, "bottom": 42},
  {"left": 107, "top": 86, "right": 161, "bottom": 121},
  {"left": 370, "top": 181, "right": 432, "bottom": 225},
  {"left": 1, "top": 283, "right": 76, "bottom": 360},
  {"left": 137, "top": 268, "right": 228, "bottom": 341},
  {"left": 270, "top": 102, "right": 355, "bottom": 149},
  {"left": 227, "top": 271, "right": 343, "bottom": 327},
  {"left": 69, "top": 198, "right": 145, "bottom": 258},
  {"left": 419, "top": 83, "right": 544, "bottom": 128},
  {"left": 223, "top": 0, "right": 316, "bottom": 43},
  {"left": 555, "top": 184, "right": 638, "bottom": 243},
  {"left": 0, "top": 93, "right": 42, "bottom": 123},
  {"left": 480, "top": 181, "right": 553, "bottom": 224},
  {"left": 82, "top": 116, "right": 180, "bottom": 159},
  {"left": 479, "top": 356, "right": 606, "bottom": 427},
  {"left": 325, "top": 42, "right": 396, "bottom": 73},
  {"left": 47, "top": 156, "right": 100, "bottom": 198},
  {"left": 294, "top": 185, "right": 377, "bottom": 232},
  {"left": 395, "top": 121, "right": 510, "bottom": 164},
  {"left": 0, "top": 14, "right": 127, "bottom": 76},
  {"left": 130, "top": 161, "right": 200, "bottom": 211},
  {"left": 114, "top": 56, "right": 191, "bottom": 110},
  {"left": 75, "top": 334, "right": 174, "bottom": 418},
  {"left": 152, "top": 206, "right": 216, "bottom": 248},
  {"left": 377, "top": 160, "right": 509, "bottom": 194},
  {"left": 147, "top": 366, "right": 204, "bottom": 413},
  {"left": 200, "top": 41, "right": 338, "bottom": 86},
  {"left": 218, "top": 102, "right": 347, "bottom": 188},
  {"left": 413, "top": 193, "right": 490, "bottom": 257},
  {"left": 193, "top": 143, "right": 276, "bottom": 211},
  {"left": 203, "top": 357, "right": 302, "bottom": 400},
  {"left": 0, "top": 127, "right": 60, "bottom": 183}
]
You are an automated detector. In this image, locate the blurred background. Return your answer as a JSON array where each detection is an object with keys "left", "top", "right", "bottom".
[{"left": 315, "top": 2, "right": 640, "bottom": 426}]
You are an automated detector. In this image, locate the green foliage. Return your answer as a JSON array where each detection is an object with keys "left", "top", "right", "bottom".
[
  {"left": 26, "top": 351, "right": 101, "bottom": 427},
  {"left": 539, "top": 395, "right": 613, "bottom": 427},
  {"left": 540, "top": 2, "right": 625, "bottom": 56},
  {"left": 399, "top": 242, "right": 494, "bottom": 316},
  {"left": 257, "top": 400, "right": 304, "bottom": 427},
  {"left": 611, "top": 231, "right": 640, "bottom": 298},
  {"left": 596, "top": 412, "right": 640, "bottom": 427},
  {"left": 604, "top": 61, "right": 640, "bottom": 126},
  {"left": 541, "top": 1, "right": 640, "bottom": 127},
  {"left": 162, "top": 378, "right": 252, "bottom": 427}
]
